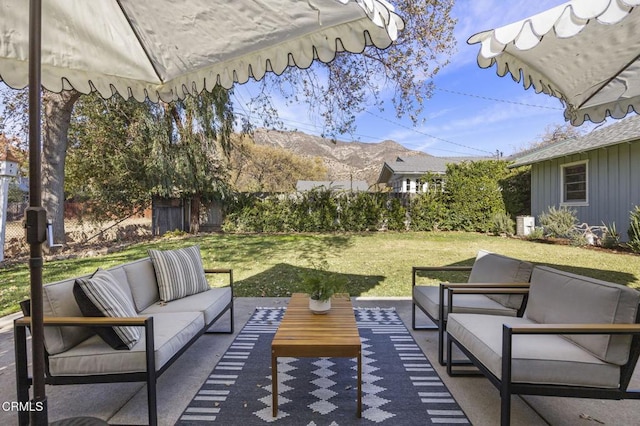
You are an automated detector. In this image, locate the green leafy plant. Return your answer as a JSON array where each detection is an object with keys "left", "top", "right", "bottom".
[
  {"left": 526, "top": 227, "right": 545, "bottom": 240},
  {"left": 538, "top": 206, "right": 578, "bottom": 238},
  {"left": 601, "top": 222, "right": 620, "bottom": 249},
  {"left": 299, "top": 261, "right": 346, "bottom": 301},
  {"left": 627, "top": 207, "right": 640, "bottom": 254},
  {"left": 490, "top": 212, "right": 515, "bottom": 236}
]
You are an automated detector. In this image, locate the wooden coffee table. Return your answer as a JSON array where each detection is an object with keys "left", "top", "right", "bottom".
[{"left": 271, "top": 293, "right": 362, "bottom": 417}]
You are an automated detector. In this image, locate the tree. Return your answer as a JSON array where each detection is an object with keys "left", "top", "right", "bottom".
[
  {"left": 1, "top": 0, "right": 457, "bottom": 237},
  {"left": 247, "top": 0, "right": 456, "bottom": 136},
  {"left": 153, "top": 89, "right": 234, "bottom": 233},
  {"left": 66, "top": 93, "right": 156, "bottom": 219},
  {"left": 67, "top": 88, "right": 235, "bottom": 233},
  {"left": 229, "top": 135, "right": 328, "bottom": 192},
  {"left": 516, "top": 123, "right": 586, "bottom": 154}
]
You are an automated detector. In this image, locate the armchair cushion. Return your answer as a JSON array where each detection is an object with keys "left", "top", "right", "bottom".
[
  {"left": 525, "top": 266, "right": 640, "bottom": 365},
  {"left": 148, "top": 245, "right": 209, "bottom": 302},
  {"left": 73, "top": 269, "right": 141, "bottom": 350},
  {"left": 413, "top": 285, "right": 517, "bottom": 319},
  {"left": 468, "top": 250, "right": 533, "bottom": 309},
  {"left": 447, "top": 313, "right": 621, "bottom": 388}
]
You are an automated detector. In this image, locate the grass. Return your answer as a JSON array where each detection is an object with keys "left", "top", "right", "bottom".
[{"left": 2, "top": 231, "right": 640, "bottom": 317}]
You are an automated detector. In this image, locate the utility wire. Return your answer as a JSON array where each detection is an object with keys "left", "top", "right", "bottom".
[
  {"left": 364, "top": 110, "right": 494, "bottom": 155},
  {"left": 435, "top": 87, "right": 564, "bottom": 110}
]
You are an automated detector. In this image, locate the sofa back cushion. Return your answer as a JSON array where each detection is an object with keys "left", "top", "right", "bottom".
[
  {"left": 41, "top": 265, "right": 137, "bottom": 355},
  {"left": 121, "top": 258, "right": 159, "bottom": 312},
  {"left": 525, "top": 266, "right": 640, "bottom": 365},
  {"left": 468, "top": 250, "right": 533, "bottom": 309},
  {"left": 41, "top": 276, "right": 94, "bottom": 355}
]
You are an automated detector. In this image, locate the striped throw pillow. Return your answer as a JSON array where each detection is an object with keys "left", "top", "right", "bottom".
[
  {"left": 148, "top": 245, "right": 209, "bottom": 302},
  {"left": 74, "top": 269, "right": 141, "bottom": 350}
]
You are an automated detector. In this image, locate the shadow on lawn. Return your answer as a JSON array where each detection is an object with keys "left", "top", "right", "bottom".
[
  {"left": 414, "top": 257, "right": 638, "bottom": 287},
  {"left": 233, "top": 262, "right": 385, "bottom": 298}
]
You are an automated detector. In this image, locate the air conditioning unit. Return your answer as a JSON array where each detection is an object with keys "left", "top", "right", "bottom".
[{"left": 516, "top": 216, "right": 535, "bottom": 236}]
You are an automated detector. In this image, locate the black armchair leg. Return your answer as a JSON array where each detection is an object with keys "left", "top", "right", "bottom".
[{"left": 411, "top": 302, "right": 438, "bottom": 331}]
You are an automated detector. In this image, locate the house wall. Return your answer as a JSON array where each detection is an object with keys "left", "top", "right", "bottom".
[{"left": 530, "top": 141, "right": 640, "bottom": 241}]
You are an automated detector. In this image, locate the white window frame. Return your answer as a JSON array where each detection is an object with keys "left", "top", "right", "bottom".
[{"left": 560, "top": 160, "right": 588, "bottom": 206}]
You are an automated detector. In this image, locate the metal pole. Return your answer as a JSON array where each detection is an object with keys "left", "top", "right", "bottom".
[{"left": 27, "top": 0, "right": 48, "bottom": 424}]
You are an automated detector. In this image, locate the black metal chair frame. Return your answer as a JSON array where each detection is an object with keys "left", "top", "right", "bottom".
[
  {"left": 447, "top": 304, "right": 640, "bottom": 426},
  {"left": 14, "top": 269, "right": 234, "bottom": 426}
]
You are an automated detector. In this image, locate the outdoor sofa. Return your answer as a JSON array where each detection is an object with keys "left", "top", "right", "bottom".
[
  {"left": 14, "top": 245, "right": 233, "bottom": 426},
  {"left": 446, "top": 265, "right": 640, "bottom": 426},
  {"left": 412, "top": 250, "right": 533, "bottom": 365}
]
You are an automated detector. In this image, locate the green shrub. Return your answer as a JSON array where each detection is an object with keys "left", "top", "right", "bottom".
[
  {"left": 409, "top": 192, "right": 448, "bottom": 231},
  {"left": 442, "top": 160, "right": 508, "bottom": 232},
  {"left": 538, "top": 206, "right": 578, "bottom": 238},
  {"left": 627, "top": 207, "right": 640, "bottom": 253},
  {"left": 500, "top": 166, "right": 531, "bottom": 217},
  {"left": 526, "top": 227, "right": 545, "bottom": 240},
  {"left": 569, "top": 232, "right": 588, "bottom": 247},
  {"left": 601, "top": 222, "right": 620, "bottom": 249},
  {"left": 490, "top": 212, "right": 515, "bottom": 236},
  {"left": 383, "top": 197, "right": 408, "bottom": 231}
]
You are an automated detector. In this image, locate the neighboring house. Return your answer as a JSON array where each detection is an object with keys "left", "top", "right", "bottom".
[
  {"left": 510, "top": 114, "right": 640, "bottom": 241},
  {"left": 376, "top": 156, "right": 481, "bottom": 193},
  {"left": 296, "top": 180, "right": 369, "bottom": 192}
]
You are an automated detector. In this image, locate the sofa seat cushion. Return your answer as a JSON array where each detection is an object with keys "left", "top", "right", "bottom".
[
  {"left": 141, "top": 287, "right": 232, "bottom": 325},
  {"left": 149, "top": 245, "right": 209, "bottom": 302},
  {"left": 48, "top": 311, "right": 204, "bottom": 376},
  {"left": 414, "top": 286, "right": 518, "bottom": 320},
  {"left": 447, "top": 313, "right": 621, "bottom": 389}
]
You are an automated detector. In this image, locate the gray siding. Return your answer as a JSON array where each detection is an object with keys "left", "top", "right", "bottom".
[{"left": 530, "top": 141, "right": 640, "bottom": 241}]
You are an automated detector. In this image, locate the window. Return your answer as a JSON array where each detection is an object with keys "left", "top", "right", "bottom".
[{"left": 561, "top": 161, "right": 588, "bottom": 205}]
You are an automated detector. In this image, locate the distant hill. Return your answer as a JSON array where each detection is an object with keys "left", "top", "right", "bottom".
[{"left": 251, "top": 128, "right": 431, "bottom": 185}]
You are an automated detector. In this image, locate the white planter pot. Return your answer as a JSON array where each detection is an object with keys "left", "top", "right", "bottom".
[{"left": 309, "top": 298, "right": 331, "bottom": 314}]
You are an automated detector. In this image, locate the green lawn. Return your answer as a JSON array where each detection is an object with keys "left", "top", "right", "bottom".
[{"left": 2, "top": 231, "right": 639, "bottom": 317}]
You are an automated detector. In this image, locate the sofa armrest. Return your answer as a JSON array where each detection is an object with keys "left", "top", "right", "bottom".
[
  {"left": 15, "top": 316, "right": 150, "bottom": 328},
  {"left": 14, "top": 315, "right": 156, "bottom": 384},
  {"left": 442, "top": 285, "right": 530, "bottom": 324},
  {"left": 505, "top": 323, "right": 640, "bottom": 335},
  {"left": 204, "top": 268, "right": 233, "bottom": 285},
  {"left": 204, "top": 268, "right": 234, "bottom": 301},
  {"left": 501, "top": 323, "right": 640, "bottom": 391},
  {"left": 412, "top": 265, "right": 473, "bottom": 287}
]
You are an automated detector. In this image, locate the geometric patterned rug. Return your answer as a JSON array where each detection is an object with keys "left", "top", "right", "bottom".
[{"left": 176, "top": 308, "right": 470, "bottom": 425}]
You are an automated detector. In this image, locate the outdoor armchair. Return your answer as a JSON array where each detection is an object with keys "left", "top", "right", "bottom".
[{"left": 412, "top": 250, "right": 533, "bottom": 365}]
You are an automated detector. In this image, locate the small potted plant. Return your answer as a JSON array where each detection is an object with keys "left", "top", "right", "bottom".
[{"left": 300, "top": 262, "right": 346, "bottom": 314}]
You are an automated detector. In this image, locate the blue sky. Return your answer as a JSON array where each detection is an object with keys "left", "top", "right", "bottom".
[{"left": 233, "top": 0, "right": 599, "bottom": 158}]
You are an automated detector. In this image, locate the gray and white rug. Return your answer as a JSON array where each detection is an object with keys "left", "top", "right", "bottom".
[{"left": 176, "top": 308, "right": 470, "bottom": 425}]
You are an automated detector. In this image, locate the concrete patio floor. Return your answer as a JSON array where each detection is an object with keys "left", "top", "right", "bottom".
[{"left": 0, "top": 297, "right": 638, "bottom": 425}]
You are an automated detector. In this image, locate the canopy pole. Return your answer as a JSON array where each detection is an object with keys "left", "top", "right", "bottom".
[{"left": 27, "top": 0, "right": 48, "bottom": 424}]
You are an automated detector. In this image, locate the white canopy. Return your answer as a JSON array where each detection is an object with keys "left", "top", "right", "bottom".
[
  {"left": 468, "top": 0, "right": 640, "bottom": 125},
  {"left": 0, "top": 0, "right": 403, "bottom": 101},
  {"left": 0, "top": 2, "right": 404, "bottom": 422}
]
